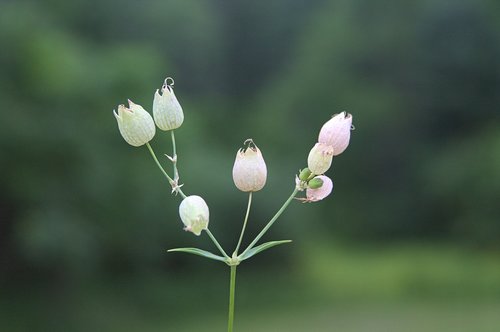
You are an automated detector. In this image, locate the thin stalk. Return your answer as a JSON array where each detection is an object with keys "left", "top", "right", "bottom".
[
  {"left": 206, "top": 229, "right": 230, "bottom": 259},
  {"left": 233, "top": 192, "right": 253, "bottom": 256},
  {"left": 170, "top": 130, "right": 179, "bottom": 181},
  {"left": 239, "top": 187, "right": 298, "bottom": 258},
  {"left": 227, "top": 265, "right": 237, "bottom": 332},
  {"left": 146, "top": 142, "right": 186, "bottom": 199}
]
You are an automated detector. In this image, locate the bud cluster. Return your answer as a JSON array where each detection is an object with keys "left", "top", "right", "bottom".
[
  {"left": 114, "top": 76, "right": 353, "bottom": 233},
  {"left": 114, "top": 77, "right": 211, "bottom": 236},
  {"left": 298, "top": 112, "right": 353, "bottom": 202}
]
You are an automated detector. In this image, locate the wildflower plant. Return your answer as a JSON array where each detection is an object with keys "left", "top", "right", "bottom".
[{"left": 113, "top": 77, "right": 354, "bottom": 332}]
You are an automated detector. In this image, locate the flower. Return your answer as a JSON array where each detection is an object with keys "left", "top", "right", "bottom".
[
  {"left": 178, "top": 195, "right": 209, "bottom": 236},
  {"left": 318, "top": 112, "right": 353, "bottom": 156},
  {"left": 305, "top": 175, "right": 333, "bottom": 202},
  {"left": 307, "top": 143, "right": 334, "bottom": 175},
  {"left": 153, "top": 78, "right": 184, "bottom": 131},
  {"left": 113, "top": 100, "right": 155, "bottom": 147},
  {"left": 232, "top": 139, "right": 267, "bottom": 192}
]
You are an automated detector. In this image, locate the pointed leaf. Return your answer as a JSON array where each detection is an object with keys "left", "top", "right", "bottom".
[
  {"left": 239, "top": 240, "right": 292, "bottom": 261},
  {"left": 168, "top": 247, "right": 227, "bottom": 262}
]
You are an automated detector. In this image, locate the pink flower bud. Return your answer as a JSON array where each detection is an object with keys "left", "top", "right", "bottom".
[
  {"left": 232, "top": 139, "right": 267, "bottom": 192},
  {"left": 305, "top": 175, "right": 333, "bottom": 202},
  {"left": 307, "top": 143, "right": 334, "bottom": 175},
  {"left": 318, "top": 112, "right": 353, "bottom": 156}
]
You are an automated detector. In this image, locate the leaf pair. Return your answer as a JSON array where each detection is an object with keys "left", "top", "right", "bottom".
[{"left": 167, "top": 240, "right": 292, "bottom": 264}]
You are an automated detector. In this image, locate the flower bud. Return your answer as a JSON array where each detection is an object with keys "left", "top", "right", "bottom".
[
  {"left": 306, "top": 175, "right": 333, "bottom": 202},
  {"left": 308, "top": 177, "right": 324, "bottom": 189},
  {"left": 113, "top": 100, "right": 155, "bottom": 147},
  {"left": 153, "top": 79, "right": 184, "bottom": 131},
  {"left": 307, "top": 143, "right": 334, "bottom": 175},
  {"left": 232, "top": 139, "right": 267, "bottom": 192},
  {"left": 179, "top": 195, "right": 209, "bottom": 236},
  {"left": 298, "top": 168, "right": 312, "bottom": 181},
  {"left": 318, "top": 112, "right": 353, "bottom": 156}
]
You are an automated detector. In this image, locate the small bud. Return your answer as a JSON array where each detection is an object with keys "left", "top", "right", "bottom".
[
  {"left": 153, "top": 78, "right": 184, "bottom": 131},
  {"left": 318, "top": 112, "right": 353, "bottom": 156},
  {"left": 308, "top": 177, "right": 324, "bottom": 189},
  {"left": 232, "top": 139, "right": 267, "bottom": 192},
  {"left": 113, "top": 100, "right": 155, "bottom": 147},
  {"left": 306, "top": 175, "right": 333, "bottom": 202},
  {"left": 298, "top": 168, "right": 312, "bottom": 181},
  {"left": 178, "top": 195, "right": 209, "bottom": 236},
  {"left": 307, "top": 143, "right": 334, "bottom": 175}
]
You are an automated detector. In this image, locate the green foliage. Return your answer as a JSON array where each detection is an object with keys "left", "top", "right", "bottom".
[{"left": 239, "top": 240, "right": 292, "bottom": 261}]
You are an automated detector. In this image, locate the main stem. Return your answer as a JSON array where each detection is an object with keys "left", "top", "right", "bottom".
[
  {"left": 227, "top": 265, "right": 237, "bottom": 332},
  {"left": 233, "top": 192, "right": 253, "bottom": 256},
  {"left": 239, "top": 187, "right": 298, "bottom": 258}
]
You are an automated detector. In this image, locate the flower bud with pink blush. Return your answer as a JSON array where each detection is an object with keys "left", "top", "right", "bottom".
[
  {"left": 318, "top": 112, "right": 353, "bottom": 156},
  {"left": 305, "top": 175, "right": 333, "bottom": 202},
  {"left": 307, "top": 143, "right": 334, "bottom": 175},
  {"left": 232, "top": 139, "right": 267, "bottom": 192}
]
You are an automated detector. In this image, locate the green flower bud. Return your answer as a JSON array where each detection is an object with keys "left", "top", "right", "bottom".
[
  {"left": 298, "top": 168, "right": 312, "bottom": 181},
  {"left": 113, "top": 100, "right": 155, "bottom": 147},
  {"left": 179, "top": 195, "right": 209, "bottom": 236},
  {"left": 306, "top": 175, "right": 333, "bottom": 202},
  {"left": 153, "top": 78, "right": 184, "bottom": 131},
  {"left": 307, "top": 143, "right": 334, "bottom": 175},
  {"left": 308, "top": 177, "right": 324, "bottom": 189}
]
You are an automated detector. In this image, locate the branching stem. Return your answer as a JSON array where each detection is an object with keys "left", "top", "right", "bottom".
[{"left": 239, "top": 187, "right": 298, "bottom": 258}]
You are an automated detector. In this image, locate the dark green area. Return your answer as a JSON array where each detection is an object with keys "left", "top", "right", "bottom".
[{"left": 0, "top": 0, "right": 499, "bottom": 330}]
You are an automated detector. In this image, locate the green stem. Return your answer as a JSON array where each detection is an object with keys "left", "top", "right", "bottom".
[
  {"left": 227, "top": 265, "right": 237, "bottom": 332},
  {"left": 146, "top": 142, "right": 186, "bottom": 199},
  {"left": 206, "top": 228, "right": 230, "bottom": 259},
  {"left": 233, "top": 192, "right": 253, "bottom": 256},
  {"left": 239, "top": 187, "right": 298, "bottom": 258},
  {"left": 170, "top": 130, "right": 179, "bottom": 181}
]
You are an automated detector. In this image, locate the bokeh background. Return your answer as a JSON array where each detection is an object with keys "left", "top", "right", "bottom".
[{"left": 1, "top": 0, "right": 500, "bottom": 331}]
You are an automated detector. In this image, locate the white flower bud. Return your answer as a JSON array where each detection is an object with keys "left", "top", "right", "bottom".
[
  {"left": 232, "top": 139, "right": 267, "bottom": 192},
  {"left": 153, "top": 79, "right": 184, "bottom": 131},
  {"left": 179, "top": 195, "right": 209, "bottom": 236},
  {"left": 318, "top": 112, "right": 353, "bottom": 156},
  {"left": 306, "top": 175, "right": 333, "bottom": 202},
  {"left": 113, "top": 100, "right": 155, "bottom": 147},
  {"left": 307, "top": 143, "right": 334, "bottom": 175}
]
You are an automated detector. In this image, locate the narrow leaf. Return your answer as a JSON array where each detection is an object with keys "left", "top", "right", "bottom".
[
  {"left": 168, "top": 247, "right": 227, "bottom": 262},
  {"left": 239, "top": 240, "right": 292, "bottom": 261}
]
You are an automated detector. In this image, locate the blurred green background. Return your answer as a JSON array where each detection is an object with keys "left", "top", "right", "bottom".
[{"left": 1, "top": 0, "right": 500, "bottom": 331}]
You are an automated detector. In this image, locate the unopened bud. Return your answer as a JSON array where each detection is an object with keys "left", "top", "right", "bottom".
[
  {"left": 153, "top": 78, "right": 184, "bottom": 131},
  {"left": 113, "top": 100, "right": 155, "bottom": 147},
  {"left": 232, "top": 139, "right": 267, "bottom": 192},
  {"left": 318, "top": 112, "right": 353, "bottom": 156},
  {"left": 308, "top": 177, "right": 324, "bottom": 189},
  {"left": 298, "top": 168, "right": 312, "bottom": 181},
  {"left": 307, "top": 143, "right": 334, "bottom": 175},
  {"left": 178, "top": 195, "right": 209, "bottom": 236},
  {"left": 306, "top": 175, "right": 333, "bottom": 202}
]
